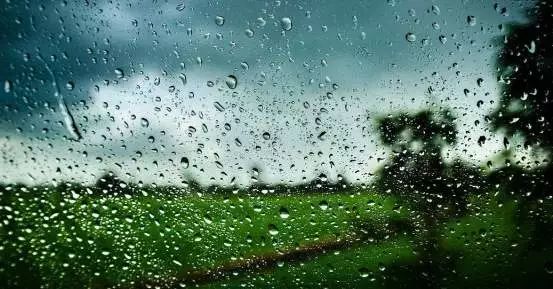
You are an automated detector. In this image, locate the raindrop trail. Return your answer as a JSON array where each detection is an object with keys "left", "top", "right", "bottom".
[{"left": 37, "top": 55, "right": 83, "bottom": 141}]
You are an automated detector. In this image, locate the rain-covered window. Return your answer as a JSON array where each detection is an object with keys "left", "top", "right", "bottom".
[{"left": 1, "top": 1, "right": 552, "bottom": 288}]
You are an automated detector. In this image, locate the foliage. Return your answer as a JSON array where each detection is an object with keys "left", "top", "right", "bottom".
[
  {"left": 491, "top": 1, "right": 553, "bottom": 151},
  {"left": 374, "top": 109, "right": 483, "bottom": 219}
]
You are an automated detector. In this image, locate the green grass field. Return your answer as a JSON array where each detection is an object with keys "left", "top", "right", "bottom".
[{"left": 1, "top": 185, "right": 552, "bottom": 289}]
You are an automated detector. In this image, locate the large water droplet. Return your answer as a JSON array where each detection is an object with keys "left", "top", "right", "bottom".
[
  {"left": 431, "top": 5, "right": 440, "bottom": 15},
  {"left": 405, "top": 33, "right": 417, "bottom": 43},
  {"left": 225, "top": 75, "right": 237, "bottom": 89},
  {"left": 279, "top": 207, "right": 289, "bottom": 219},
  {"left": 477, "top": 78, "right": 484, "bottom": 87},
  {"left": 244, "top": 28, "right": 254, "bottom": 38},
  {"left": 114, "top": 68, "right": 124, "bottom": 79},
  {"left": 176, "top": 2, "right": 186, "bottom": 11},
  {"left": 65, "top": 81, "right": 74, "bottom": 91},
  {"left": 268, "top": 224, "right": 279, "bottom": 235},
  {"left": 179, "top": 73, "right": 187, "bottom": 86},
  {"left": 317, "top": 131, "right": 327, "bottom": 140},
  {"left": 215, "top": 16, "right": 225, "bottom": 26},
  {"left": 359, "top": 267, "right": 370, "bottom": 278},
  {"left": 180, "top": 157, "right": 189, "bottom": 169},
  {"left": 140, "top": 118, "right": 149, "bottom": 128},
  {"left": 4, "top": 80, "right": 12, "bottom": 93},
  {"left": 467, "top": 15, "right": 477, "bottom": 26},
  {"left": 280, "top": 17, "right": 292, "bottom": 31},
  {"left": 214, "top": 101, "right": 225, "bottom": 112}
]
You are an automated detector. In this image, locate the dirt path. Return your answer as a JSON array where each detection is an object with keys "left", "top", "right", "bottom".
[{"left": 130, "top": 233, "right": 369, "bottom": 289}]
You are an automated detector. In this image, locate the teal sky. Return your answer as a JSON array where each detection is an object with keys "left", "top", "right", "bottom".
[{"left": 0, "top": 0, "right": 536, "bottom": 186}]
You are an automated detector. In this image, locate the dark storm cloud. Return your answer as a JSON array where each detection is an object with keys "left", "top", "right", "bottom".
[{"left": 0, "top": 0, "right": 536, "bottom": 185}]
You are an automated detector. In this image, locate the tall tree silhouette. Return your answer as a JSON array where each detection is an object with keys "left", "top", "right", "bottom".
[
  {"left": 374, "top": 109, "right": 486, "bottom": 288},
  {"left": 374, "top": 109, "right": 468, "bottom": 218},
  {"left": 489, "top": 1, "right": 553, "bottom": 206},
  {"left": 488, "top": 2, "right": 553, "bottom": 287},
  {"left": 491, "top": 1, "right": 553, "bottom": 152}
]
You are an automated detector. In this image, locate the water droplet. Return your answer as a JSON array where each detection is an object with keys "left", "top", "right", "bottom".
[
  {"left": 140, "top": 118, "right": 149, "bottom": 128},
  {"left": 477, "top": 78, "right": 484, "bottom": 87},
  {"left": 179, "top": 73, "right": 187, "bottom": 86},
  {"left": 214, "top": 101, "right": 225, "bottom": 112},
  {"left": 204, "top": 214, "right": 213, "bottom": 224},
  {"left": 176, "top": 2, "right": 186, "bottom": 11},
  {"left": 405, "top": 33, "right": 417, "bottom": 43},
  {"left": 317, "top": 131, "right": 327, "bottom": 140},
  {"left": 244, "top": 28, "right": 254, "bottom": 38},
  {"left": 467, "top": 15, "right": 477, "bottom": 26},
  {"left": 114, "top": 68, "right": 124, "bottom": 79},
  {"left": 225, "top": 75, "right": 237, "bottom": 89},
  {"left": 215, "top": 16, "right": 225, "bottom": 26},
  {"left": 262, "top": 132, "right": 271, "bottom": 140},
  {"left": 181, "top": 157, "right": 189, "bottom": 169},
  {"left": 65, "top": 81, "right": 74, "bottom": 91},
  {"left": 439, "top": 35, "right": 447, "bottom": 44},
  {"left": 280, "top": 17, "right": 292, "bottom": 31},
  {"left": 477, "top": 100, "right": 484, "bottom": 108},
  {"left": 194, "top": 233, "right": 202, "bottom": 242},
  {"left": 545, "top": 261, "right": 553, "bottom": 274},
  {"left": 234, "top": 138, "right": 242, "bottom": 147},
  {"left": 431, "top": 5, "right": 440, "bottom": 15},
  {"left": 4, "top": 80, "right": 13, "bottom": 93},
  {"left": 319, "top": 200, "right": 329, "bottom": 210},
  {"left": 279, "top": 207, "right": 289, "bottom": 219},
  {"left": 173, "top": 260, "right": 183, "bottom": 266},
  {"left": 268, "top": 224, "right": 279, "bottom": 235},
  {"left": 526, "top": 40, "right": 536, "bottom": 54},
  {"left": 359, "top": 267, "right": 370, "bottom": 278},
  {"left": 478, "top": 136, "right": 486, "bottom": 146}
]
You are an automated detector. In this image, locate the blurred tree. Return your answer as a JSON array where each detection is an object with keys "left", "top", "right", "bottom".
[
  {"left": 487, "top": 2, "right": 553, "bottom": 286},
  {"left": 489, "top": 1, "right": 553, "bottom": 199},
  {"left": 374, "top": 109, "right": 471, "bottom": 219},
  {"left": 95, "top": 171, "right": 124, "bottom": 194},
  {"left": 491, "top": 1, "right": 553, "bottom": 151},
  {"left": 374, "top": 109, "right": 486, "bottom": 288}
]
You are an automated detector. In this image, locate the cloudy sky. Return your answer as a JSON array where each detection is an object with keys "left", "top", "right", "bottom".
[{"left": 0, "top": 0, "right": 535, "bottom": 186}]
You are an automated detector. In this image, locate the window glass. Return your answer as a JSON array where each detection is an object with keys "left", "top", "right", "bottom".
[{"left": 1, "top": 1, "right": 552, "bottom": 288}]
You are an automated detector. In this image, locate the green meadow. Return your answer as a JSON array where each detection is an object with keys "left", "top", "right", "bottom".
[{"left": 2, "top": 184, "right": 551, "bottom": 289}]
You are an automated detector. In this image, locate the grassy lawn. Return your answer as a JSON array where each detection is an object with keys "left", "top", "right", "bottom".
[
  {"left": 2, "top": 185, "right": 552, "bottom": 289},
  {"left": 0, "top": 185, "right": 411, "bottom": 288}
]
